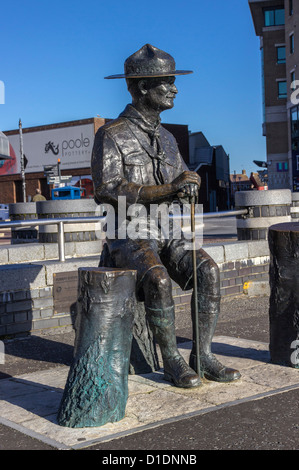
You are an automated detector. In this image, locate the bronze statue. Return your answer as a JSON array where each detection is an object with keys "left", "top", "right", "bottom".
[{"left": 91, "top": 44, "right": 240, "bottom": 388}]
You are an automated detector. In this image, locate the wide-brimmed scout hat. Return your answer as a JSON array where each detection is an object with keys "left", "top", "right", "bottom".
[{"left": 104, "top": 44, "right": 193, "bottom": 79}]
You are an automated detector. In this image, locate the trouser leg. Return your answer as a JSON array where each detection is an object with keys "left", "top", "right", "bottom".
[
  {"left": 189, "top": 258, "right": 241, "bottom": 382},
  {"left": 143, "top": 266, "right": 201, "bottom": 388}
]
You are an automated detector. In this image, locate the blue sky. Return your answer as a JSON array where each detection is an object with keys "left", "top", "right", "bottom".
[{"left": 0, "top": 0, "right": 265, "bottom": 175}]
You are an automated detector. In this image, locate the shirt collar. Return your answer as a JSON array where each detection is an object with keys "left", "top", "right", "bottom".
[{"left": 119, "top": 104, "right": 161, "bottom": 136}]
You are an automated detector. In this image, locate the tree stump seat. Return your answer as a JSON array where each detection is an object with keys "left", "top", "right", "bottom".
[
  {"left": 269, "top": 222, "right": 299, "bottom": 368},
  {"left": 57, "top": 262, "right": 159, "bottom": 428}
]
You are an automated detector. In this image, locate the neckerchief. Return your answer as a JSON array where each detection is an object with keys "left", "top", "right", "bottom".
[{"left": 119, "top": 105, "right": 166, "bottom": 184}]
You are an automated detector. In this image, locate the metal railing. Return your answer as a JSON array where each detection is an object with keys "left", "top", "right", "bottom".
[
  {"left": 201, "top": 209, "right": 248, "bottom": 219},
  {"left": 0, "top": 209, "right": 248, "bottom": 262},
  {"left": 0, "top": 216, "right": 105, "bottom": 262}
]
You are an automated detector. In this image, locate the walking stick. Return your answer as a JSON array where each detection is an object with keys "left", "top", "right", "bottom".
[{"left": 190, "top": 190, "right": 201, "bottom": 377}]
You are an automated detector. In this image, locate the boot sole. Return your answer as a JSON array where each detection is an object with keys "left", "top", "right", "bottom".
[
  {"left": 164, "top": 372, "right": 202, "bottom": 388},
  {"left": 190, "top": 355, "right": 241, "bottom": 383},
  {"left": 202, "top": 371, "right": 241, "bottom": 383}
]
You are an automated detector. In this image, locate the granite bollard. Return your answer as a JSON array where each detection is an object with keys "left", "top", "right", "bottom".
[
  {"left": 235, "top": 189, "right": 291, "bottom": 241},
  {"left": 36, "top": 199, "right": 98, "bottom": 243},
  {"left": 291, "top": 192, "right": 299, "bottom": 220},
  {"left": 9, "top": 202, "right": 38, "bottom": 244}
]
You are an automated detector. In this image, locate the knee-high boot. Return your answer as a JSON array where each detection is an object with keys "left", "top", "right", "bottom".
[
  {"left": 146, "top": 305, "right": 201, "bottom": 388},
  {"left": 189, "top": 294, "right": 241, "bottom": 382}
]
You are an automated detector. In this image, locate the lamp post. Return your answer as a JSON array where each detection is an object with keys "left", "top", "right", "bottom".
[
  {"left": 57, "top": 158, "right": 61, "bottom": 184},
  {"left": 19, "top": 119, "right": 26, "bottom": 202}
]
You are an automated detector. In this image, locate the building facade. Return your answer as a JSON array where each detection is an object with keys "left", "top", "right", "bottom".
[
  {"left": 0, "top": 118, "right": 107, "bottom": 203},
  {"left": 249, "top": 0, "right": 299, "bottom": 190},
  {"left": 188, "top": 132, "right": 231, "bottom": 212},
  {"left": 0, "top": 118, "right": 190, "bottom": 204}
]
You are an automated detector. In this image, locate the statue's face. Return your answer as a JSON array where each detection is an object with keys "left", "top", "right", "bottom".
[{"left": 144, "top": 76, "right": 178, "bottom": 112}]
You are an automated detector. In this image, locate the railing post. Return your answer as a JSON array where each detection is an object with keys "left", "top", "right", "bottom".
[{"left": 58, "top": 221, "right": 65, "bottom": 262}]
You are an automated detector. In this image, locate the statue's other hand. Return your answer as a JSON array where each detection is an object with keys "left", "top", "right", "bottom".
[{"left": 172, "top": 171, "right": 201, "bottom": 196}]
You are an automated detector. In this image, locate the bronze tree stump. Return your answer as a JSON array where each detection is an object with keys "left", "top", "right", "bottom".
[
  {"left": 269, "top": 222, "right": 299, "bottom": 368},
  {"left": 57, "top": 267, "right": 137, "bottom": 428}
]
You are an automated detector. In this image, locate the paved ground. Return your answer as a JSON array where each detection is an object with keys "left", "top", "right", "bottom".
[{"left": 0, "top": 294, "right": 298, "bottom": 452}]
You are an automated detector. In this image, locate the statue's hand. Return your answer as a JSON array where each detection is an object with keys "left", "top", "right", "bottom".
[{"left": 172, "top": 171, "right": 201, "bottom": 201}]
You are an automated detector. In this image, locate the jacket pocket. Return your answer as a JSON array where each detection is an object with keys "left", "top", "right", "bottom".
[{"left": 123, "top": 152, "right": 151, "bottom": 184}]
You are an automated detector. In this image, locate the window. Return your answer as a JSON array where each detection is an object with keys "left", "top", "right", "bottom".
[
  {"left": 277, "top": 46, "right": 286, "bottom": 64},
  {"left": 290, "top": 34, "right": 294, "bottom": 54},
  {"left": 278, "top": 80, "right": 287, "bottom": 99},
  {"left": 289, "top": 0, "right": 293, "bottom": 16},
  {"left": 277, "top": 162, "right": 288, "bottom": 172},
  {"left": 291, "top": 71, "right": 296, "bottom": 90},
  {"left": 264, "top": 7, "right": 285, "bottom": 26},
  {"left": 291, "top": 106, "right": 299, "bottom": 148},
  {"left": 261, "top": 47, "right": 265, "bottom": 123}
]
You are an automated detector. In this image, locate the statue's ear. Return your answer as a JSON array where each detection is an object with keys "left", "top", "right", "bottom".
[{"left": 138, "top": 80, "right": 147, "bottom": 96}]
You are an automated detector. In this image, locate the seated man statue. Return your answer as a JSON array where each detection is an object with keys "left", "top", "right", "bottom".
[{"left": 91, "top": 44, "right": 240, "bottom": 388}]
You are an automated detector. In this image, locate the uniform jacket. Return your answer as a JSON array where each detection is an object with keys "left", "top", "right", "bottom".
[{"left": 91, "top": 104, "right": 188, "bottom": 210}]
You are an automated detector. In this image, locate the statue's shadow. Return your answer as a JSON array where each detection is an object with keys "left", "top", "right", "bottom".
[
  {"left": 177, "top": 337, "right": 271, "bottom": 365},
  {"left": 0, "top": 339, "right": 272, "bottom": 428},
  {"left": 0, "top": 374, "right": 64, "bottom": 425},
  {"left": 1, "top": 335, "right": 74, "bottom": 376}
]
